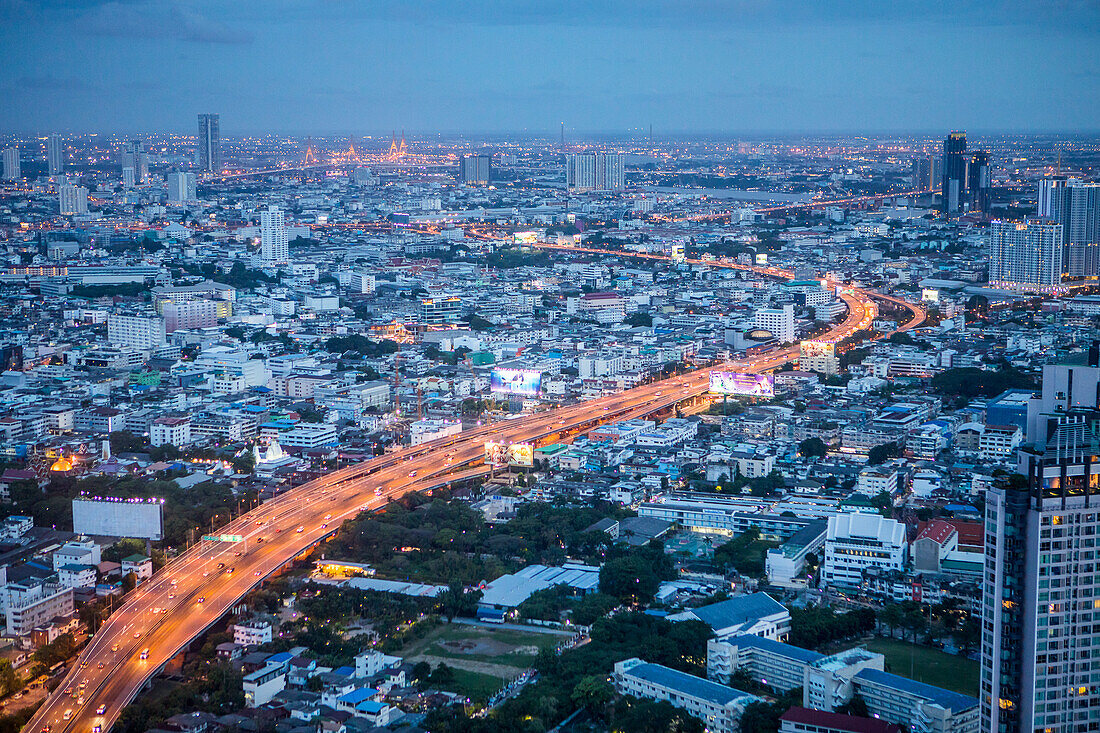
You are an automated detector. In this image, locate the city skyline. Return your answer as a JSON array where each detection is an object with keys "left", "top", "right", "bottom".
[{"left": 2, "top": 1, "right": 1099, "bottom": 135}]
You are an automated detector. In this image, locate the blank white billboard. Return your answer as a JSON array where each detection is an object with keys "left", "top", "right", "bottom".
[{"left": 72, "top": 496, "right": 164, "bottom": 541}]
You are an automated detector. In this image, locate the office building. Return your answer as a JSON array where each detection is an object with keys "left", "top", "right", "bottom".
[
  {"left": 58, "top": 184, "right": 89, "bottom": 215},
  {"left": 982, "top": 360, "right": 1100, "bottom": 733},
  {"left": 162, "top": 299, "right": 216, "bottom": 332},
  {"left": 988, "top": 219, "right": 1064, "bottom": 293},
  {"left": 566, "top": 152, "right": 624, "bottom": 191},
  {"left": 1046, "top": 181, "right": 1100, "bottom": 278},
  {"left": 754, "top": 304, "right": 796, "bottom": 344},
  {"left": 458, "top": 154, "right": 491, "bottom": 185},
  {"left": 47, "top": 133, "right": 63, "bottom": 175},
  {"left": 1, "top": 147, "right": 18, "bottom": 180},
  {"left": 822, "top": 512, "right": 907, "bottom": 588},
  {"left": 613, "top": 657, "right": 761, "bottom": 733},
  {"left": 122, "top": 166, "right": 135, "bottom": 188},
  {"left": 107, "top": 314, "right": 167, "bottom": 349},
  {"left": 260, "top": 205, "right": 289, "bottom": 265},
  {"left": 167, "top": 172, "right": 197, "bottom": 203},
  {"left": 197, "top": 113, "right": 220, "bottom": 173},
  {"left": 967, "top": 150, "right": 991, "bottom": 213},
  {"left": 120, "top": 140, "right": 148, "bottom": 184},
  {"left": 941, "top": 131, "right": 967, "bottom": 214},
  {"left": 419, "top": 296, "right": 462, "bottom": 324}
]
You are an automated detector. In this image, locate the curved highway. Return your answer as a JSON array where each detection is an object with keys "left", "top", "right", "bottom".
[{"left": 24, "top": 256, "right": 922, "bottom": 733}]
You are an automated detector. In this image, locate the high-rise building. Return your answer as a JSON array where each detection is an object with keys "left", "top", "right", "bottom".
[
  {"left": 107, "top": 314, "right": 167, "bottom": 349},
  {"left": 120, "top": 140, "right": 148, "bottom": 184},
  {"left": 2, "top": 147, "right": 19, "bottom": 181},
  {"left": 988, "top": 219, "right": 1063, "bottom": 293},
  {"left": 910, "top": 155, "right": 940, "bottom": 192},
  {"left": 566, "top": 152, "right": 624, "bottom": 191},
  {"left": 941, "top": 131, "right": 968, "bottom": 214},
  {"left": 197, "top": 114, "right": 220, "bottom": 173},
  {"left": 47, "top": 133, "right": 63, "bottom": 175},
  {"left": 122, "top": 166, "right": 135, "bottom": 188},
  {"left": 260, "top": 205, "right": 288, "bottom": 265},
  {"left": 967, "top": 150, "right": 991, "bottom": 213},
  {"left": 1046, "top": 181, "right": 1100, "bottom": 278},
  {"left": 1038, "top": 177, "right": 1073, "bottom": 218},
  {"left": 167, "top": 172, "right": 197, "bottom": 203},
  {"left": 981, "top": 358, "right": 1100, "bottom": 733},
  {"left": 58, "top": 184, "right": 89, "bottom": 216},
  {"left": 753, "top": 304, "right": 796, "bottom": 344},
  {"left": 458, "top": 154, "right": 491, "bottom": 185}
]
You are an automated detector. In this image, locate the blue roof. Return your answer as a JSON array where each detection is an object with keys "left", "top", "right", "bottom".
[
  {"left": 854, "top": 669, "right": 978, "bottom": 711},
  {"left": 622, "top": 661, "right": 757, "bottom": 707},
  {"left": 266, "top": 652, "right": 293, "bottom": 664},
  {"left": 728, "top": 634, "right": 824, "bottom": 664},
  {"left": 337, "top": 688, "right": 379, "bottom": 705},
  {"left": 355, "top": 700, "right": 387, "bottom": 713},
  {"left": 691, "top": 592, "right": 787, "bottom": 634},
  {"left": 332, "top": 666, "right": 355, "bottom": 677}
]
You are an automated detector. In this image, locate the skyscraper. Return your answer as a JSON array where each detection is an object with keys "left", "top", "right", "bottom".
[
  {"left": 988, "top": 219, "right": 1064, "bottom": 293},
  {"left": 1046, "top": 181, "right": 1100, "bottom": 278},
  {"left": 260, "top": 205, "right": 288, "bottom": 265},
  {"left": 120, "top": 140, "right": 149, "bottom": 184},
  {"left": 595, "top": 153, "right": 625, "bottom": 191},
  {"left": 967, "top": 150, "right": 991, "bottom": 213},
  {"left": 982, "top": 358, "right": 1100, "bottom": 733},
  {"left": 942, "top": 131, "right": 967, "bottom": 214},
  {"left": 197, "top": 114, "right": 220, "bottom": 173},
  {"left": 46, "top": 133, "right": 63, "bottom": 175},
  {"left": 167, "top": 172, "right": 197, "bottom": 203},
  {"left": 458, "top": 154, "right": 491, "bottom": 185},
  {"left": 2, "top": 147, "right": 19, "bottom": 181},
  {"left": 59, "top": 184, "right": 89, "bottom": 215},
  {"left": 1038, "top": 177, "right": 1072, "bottom": 218}
]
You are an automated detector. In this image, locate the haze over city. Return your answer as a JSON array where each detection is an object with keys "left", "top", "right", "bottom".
[{"left": 1, "top": 4, "right": 1100, "bottom": 733}]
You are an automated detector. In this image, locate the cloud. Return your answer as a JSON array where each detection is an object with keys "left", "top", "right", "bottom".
[{"left": 83, "top": 1, "right": 253, "bottom": 44}]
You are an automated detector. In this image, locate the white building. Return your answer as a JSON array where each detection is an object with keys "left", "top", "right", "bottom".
[
  {"left": 409, "top": 418, "right": 462, "bottom": 446},
  {"left": 579, "top": 354, "right": 623, "bottom": 379},
  {"left": 166, "top": 172, "right": 197, "bottom": 203},
  {"left": 150, "top": 416, "right": 192, "bottom": 447},
  {"left": 2, "top": 147, "right": 19, "bottom": 180},
  {"left": 108, "top": 314, "right": 166, "bottom": 349},
  {"left": 988, "top": 219, "right": 1064, "bottom": 293},
  {"left": 234, "top": 620, "right": 273, "bottom": 646},
  {"left": 856, "top": 467, "right": 898, "bottom": 497},
  {"left": 822, "top": 512, "right": 907, "bottom": 588},
  {"left": 566, "top": 152, "right": 624, "bottom": 191},
  {"left": 59, "top": 184, "right": 89, "bottom": 215},
  {"left": 194, "top": 346, "right": 271, "bottom": 387},
  {"left": 754, "top": 304, "right": 796, "bottom": 344},
  {"left": 2, "top": 580, "right": 74, "bottom": 636},
  {"left": 613, "top": 657, "right": 760, "bottom": 733},
  {"left": 260, "top": 205, "right": 289, "bottom": 266}
]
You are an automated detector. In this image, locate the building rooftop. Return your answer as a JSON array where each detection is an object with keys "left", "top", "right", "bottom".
[
  {"left": 781, "top": 706, "right": 905, "bottom": 733},
  {"left": 853, "top": 668, "right": 979, "bottom": 711},
  {"left": 690, "top": 592, "right": 788, "bottom": 634},
  {"left": 620, "top": 659, "right": 756, "bottom": 707}
]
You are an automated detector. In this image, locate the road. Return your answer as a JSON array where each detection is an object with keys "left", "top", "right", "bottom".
[{"left": 23, "top": 260, "right": 922, "bottom": 733}]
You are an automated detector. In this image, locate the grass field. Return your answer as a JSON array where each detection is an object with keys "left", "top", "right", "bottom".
[
  {"left": 445, "top": 668, "right": 509, "bottom": 703},
  {"left": 400, "top": 623, "right": 564, "bottom": 669},
  {"left": 861, "top": 638, "right": 979, "bottom": 696}
]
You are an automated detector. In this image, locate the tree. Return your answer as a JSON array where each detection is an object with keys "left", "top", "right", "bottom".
[
  {"left": 610, "top": 696, "right": 704, "bottom": 733},
  {"left": 571, "top": 675, "right": 614, "bottom": 712},
  {"left": 625, "top": 312, "right": 653, "bottom": 327},
  {"left": 835, "top": 694, "right": 870, "bottom": 717},
  {"left": 427, "top": 662, "right": 456, "bottom": 688},
  {"left": 798, "top": 437, "right": 828, "bottom": 458},
  {"left": 411, "top": 661, "right": 431, "bottom": 685},
  {"left": 438, "top": 582, "right": 480, "bottom": 621},
  {"left": 121, "top": 571, "right": 137, "bottom": 593},
  {"left": 110, "top": 430, "right": 146, "bottom": 455},
  {"left": 0, "top": 660, "right": 20, "bottom": 697}
]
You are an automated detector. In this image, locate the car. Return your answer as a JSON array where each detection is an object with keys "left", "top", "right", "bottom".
[
  {"left": 256, "top": 537, "right": 263, "bottom": 543},
  {"left": 296, "top": 526, "right": 304, "bottom": 533},
  {"left": 408, "top": 470, "right": 418, "bottom": 477},
  {"left": 111, "top": 644, "right": 119, "bottom": 653},
  {"left": 203, "top": 571, "right": 210, "bottom": 577},
  {"left": 216, "top": 562, "right": 225, "bottom": 569},
  {"left": 96, "top": 705, "right": 107, "bottom": 715},
  {"left": 62, "top": 711, "right": 72, "bottom": 721},
  {"left": 140, "top": 648, "right": 149, "bottom": 660},
  {"left": 77, "top": 696, "right": 84, "bottom": 705},
  {"left": 133, "top": 632, "right": 141, "bottom": 639},
  {"left": 40, "top": 726, "right": 50, "bottom": 733},
  {"left": 94, "top": 726, "right": 102, "bottom": 733},
  {"left": 197, "top": 597, "right": 205, "bottom": 603},
  {"left": 254, "top": 570, "right": 261, "bottom": 576},
  {"left": 97, "top": 662, "right": 104, "bottom": 669},
  {"left": 321, "top": 523, "right": 328, "bottom": 529},
  {"left": 374, "top": 488, "right": 382, "bottom": 496},
  {"left": 226, "top": 567, "right": 234, "bottom": 574},
  {"left": 168, "top": 592, "right": 175, "bottom": 599},
  {"left": 324, "top": 514, "right": 332, "bottom": 520}
]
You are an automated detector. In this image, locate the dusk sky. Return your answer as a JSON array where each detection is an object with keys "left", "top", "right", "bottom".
[{"left": 2, "top": 0, "right": 1098, "bottom": 136}]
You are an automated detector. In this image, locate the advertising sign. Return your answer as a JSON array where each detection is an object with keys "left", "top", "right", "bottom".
[
  {"left": 72, "top": 496, "right": 164, "bottom": 541},
  {"left": 709, "top": 372, "right": 775, "bottom": 397},
  {"left": 490, "top": 368, "right": 542, "bottom": 397},
  {"left": 507, "top": 443, "right": 534, "bottom": 467},
  {"left": 485, "top": 441, "right": 508, "bottom": 465}
]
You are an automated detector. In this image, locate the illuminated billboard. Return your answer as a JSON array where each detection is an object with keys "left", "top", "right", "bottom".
[
  {"left": 709, "top": 372, "right": 775, "bottom": 397},
  {"left": 513, "top": 231, "right": 539, "bottom": 244},
  {"left": 490, "top": 368, "right": 542, "bottom": 397},
  {"left": 508, "top": 443, "right": 534, "bottom": 467},
  {"left": 485, "top": 441, "right": 507, "bottom": 465}
]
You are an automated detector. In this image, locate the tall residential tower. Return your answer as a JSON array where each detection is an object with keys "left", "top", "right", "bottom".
[{"left": 197, "top": 114, "right": 220, "bottom": 173}]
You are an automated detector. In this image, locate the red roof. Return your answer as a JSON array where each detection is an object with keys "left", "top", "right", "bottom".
[
  {"left": 914, "top": 518, "right": 984, "bottom": 549},
  {"left": 780, "top": 707, "right": 905, "bottom": 733},
  {"left": 916, "top": 519, "right": 957, "bottom": 546}
]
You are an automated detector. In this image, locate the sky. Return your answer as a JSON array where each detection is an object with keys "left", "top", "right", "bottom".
[{"left": 1, "top": 0, "right": 1098, "bottom": 136}]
